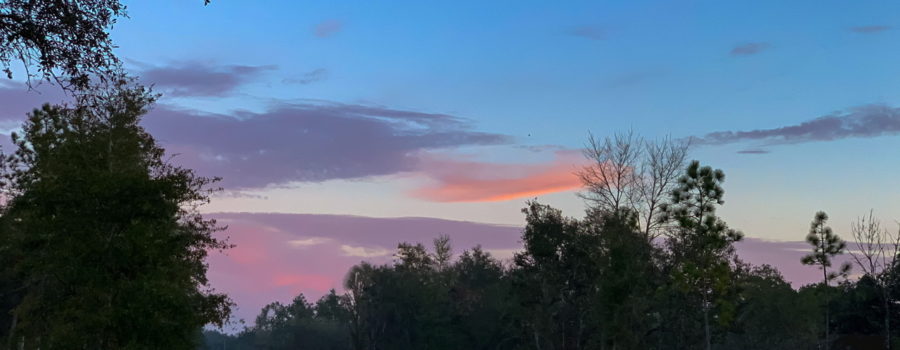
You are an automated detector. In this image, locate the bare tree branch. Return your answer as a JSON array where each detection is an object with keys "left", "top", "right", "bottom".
[{"left": 577, "top": 131, "right": 689, "bottom": 240}]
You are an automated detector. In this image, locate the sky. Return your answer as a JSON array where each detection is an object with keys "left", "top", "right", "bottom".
[{"left": 2, "top": 0, "right": 900, "bottom": 326}]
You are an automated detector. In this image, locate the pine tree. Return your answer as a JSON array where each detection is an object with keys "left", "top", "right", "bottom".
[
  {"left": 660, "top": 160, "right": 743, "bottom": 350},
  {"left": 801, "top": 211, "right": 851, "bottom": 350}
]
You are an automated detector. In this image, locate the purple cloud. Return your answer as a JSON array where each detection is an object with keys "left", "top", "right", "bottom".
[
  {"left": 205, "top": 212, "right": 523, "bottom": 325},
  {"left": 314, "top": 20, "right": 343, "bottom": 38},
  {"left": 0, "top": 81, "right": 68, "bottom": 121},
  {"left": 566, "top": 25, "right": 605, "bottom": 40},
  {"left": 141, "top": 62, "right": 276, "bottom": 97},
  {"left": 730, "top": 42, "right": 770, "bottom": 56},
  {"left": 282, "top": 68, "right": 328, "bottom": 85},
  {"left": 697, "top": 104, "right": 900, "bottom": 146},
  {"left": 737, "top": 149, "right": 769, "bottom": 154},
  {"left": 850, "top": 25, "right": 892, "bottom": 34},
  {"left": 205, "top": 212, "right": 847, "bottom": 325},
  {"left": 0, "top": 82, "right": 509, "bottom": 190},
  {"left": 734, "top": 238, "right": 856, "bottom": 288},
  {"left": 142, "top": 102, "right": 509, "bottom": 189}
]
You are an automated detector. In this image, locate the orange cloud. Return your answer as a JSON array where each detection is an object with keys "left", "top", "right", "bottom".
[{"left": 412, "top": 151, "right": 587, "bottom": 202}]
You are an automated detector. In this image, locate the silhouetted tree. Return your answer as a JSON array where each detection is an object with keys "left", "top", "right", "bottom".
[
  {"left": 660, "top": 161, "right": 743, "bottom": 350},
  {"left": 579, "top": 132, "right": 689, "bottom": 239},
  {"left": 0, "top": 82, "right": 231, "bottom": 349},
  {"left": 0, "top": 0, "right": 210, "bottom": 90},
  {"left": 722, "top": 265, "right": 820, "bottom": 349},
  {"left": 588, "top": 209, "right": 659, "bottom": 348},
  {"left": 849, "top": 210, "right": 900, "bottom": 349},
  {"left": 513, "top": 201, "right": 592, "bottom": 349},
  {"left": 801, "top": 211, "right": 851, "bottom": 350}
]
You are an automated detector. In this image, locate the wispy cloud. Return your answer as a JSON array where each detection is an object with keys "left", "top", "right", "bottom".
[
  {"left": 737, "top": 149, "right": 770, "bottom": 154},
  {"left": 282, "top": 68, "right": 328, "bottom": 85},
  {"left": 850, "top": 25, "right": 892, "bottom": 34},
  {"left": 0, "top": 82, "right": 512, "bottom": 191},
  {"left": 0, "top": 81, "right": 67, "bottom": 122},
  {"left": 697, "top": 104, "right": 900, "bottom": 146},
  {"left": 314, "top": 20, "right": 343, "bottom": 38},
  {"left": 566, "top": 25, "right": 605, "bottom": 41},
  {"left": 141, "top": 62, "right": 275, "bottom": 97},
  {"left": 730, "top": 42, "right": 770, "bottom": 56},
  {"left": 142, "top": 101, "right": 510, "bottom": 189},
  {"left": 411, "top": 150, "right": 586, "bottom": 202},
  {"left": 340, "top": 245, "right": 392, "bottom": 258},
  {"left": 288, "top": 237, "right": 331, "bottom": 248}
]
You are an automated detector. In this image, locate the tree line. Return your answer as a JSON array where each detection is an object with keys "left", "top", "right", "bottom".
[{"left": 201, "top": 134, "right": 900, "bottom": 350}]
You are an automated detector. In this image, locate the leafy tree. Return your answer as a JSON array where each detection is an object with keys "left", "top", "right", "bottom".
[
  {"left": 513, "top": 201, "right": 591, "bottom": 349},
  {"left": 342, "top": 239, "right": 460, "bottom": 350},
  {"left": 801, "top": 211, "right": 851, "bottom": 350},
  {"left": 830, "top": 276, "right": 884, "bottom": 337},
  {"left": 0, "top": 83, "right": 231, "bottom": 349},
  {"left": 659, "top": 160, "right": 743, "bottom": 350},
  {"left": 587, "top": 209, "right": 659, "bottom": 349},
  {"left": 0, "top": 0, "right": 209, "bottom": 90},
  {"left": 448, "top": 246, "right": 516, "bottom": 349},
  {"left": 722, "top": 265, "right": 820, "bottom": 349}
]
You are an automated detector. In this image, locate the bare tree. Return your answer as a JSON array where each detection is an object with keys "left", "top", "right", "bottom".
[
  {"left": 849, "top": 210, "right": 900, "bottom": 350},
  {"left": 577, "top": 131, "right": 689, "bottom": 240},
  {"left": 636, "top": 136, "right": 689, "bottom": 239},
  {"left": 578, "top": 131, "right": 643, "bottom": 214},
  {"left": 432, "top": 234, "right": 453, "bottom": 272}
]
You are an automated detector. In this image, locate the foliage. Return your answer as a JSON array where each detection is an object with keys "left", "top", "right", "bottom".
[
  {"left": 659, "top": 160, "right": 743, "bottom": 349},
  {"left": 0, "top": 82, "right": 231, "bottom": 349},
  {"left": 0, "top": 0, "right": 210, "bottom": 90}
]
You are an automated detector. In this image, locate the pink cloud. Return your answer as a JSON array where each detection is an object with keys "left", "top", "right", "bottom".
[
  {"left": 412, "top": 150, "right": 588, "bottom": 202},
  {"left": 272, "top": 273, "right": 333, "bottom": 291},
  {"left": 205, "top": 213, "right": 522, "bottom": 324},
  {"left": 735, "top": 238, "right": 857, "bottom": 288},
  {"left": 205, "top": 212, "right": 855, "bottom": 328}
]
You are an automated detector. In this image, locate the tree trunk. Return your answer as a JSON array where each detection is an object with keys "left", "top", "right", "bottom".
[
  {"left": 824, "top": 266, "right": 830, "bottom": 350},
  {"left": 6, "top": 312, "right": 16, "bottom": 350},
  {"left": 885, "top": 292, "right": 891, "bottom": 350},
  {"left": 703, "top": 306, "right": 711, "bottom": 350}
]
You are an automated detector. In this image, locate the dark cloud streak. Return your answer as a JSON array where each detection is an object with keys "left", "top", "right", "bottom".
[
  {"left": 314, "top": 20, "right": 343, "bottom": 38},
  {"left": 737, "top": 149, "right": 769, "bottom": 154},
  {"left": 0, "top": 82, "right": 510, "bottom": 190},
  {"left": 698, "top": 104, "right": 900, "bottom": 146},
  {"left": 566, "top": 26, "right": 605, "bottom": 41},
  {"left": 282, "top": 68, "right": 327, "bottom": 85},
  {"left": 143, "top": 102, "right": 510, "bottom": 189},
  {"left": 141, "top": 62, "right": 275, "bottom": 97},
  {"left": 850, "top": 25, "right": 892, "bottom": 34},
  {"left": 730, "top": 42, "right": 770, "bottom": 56}
]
